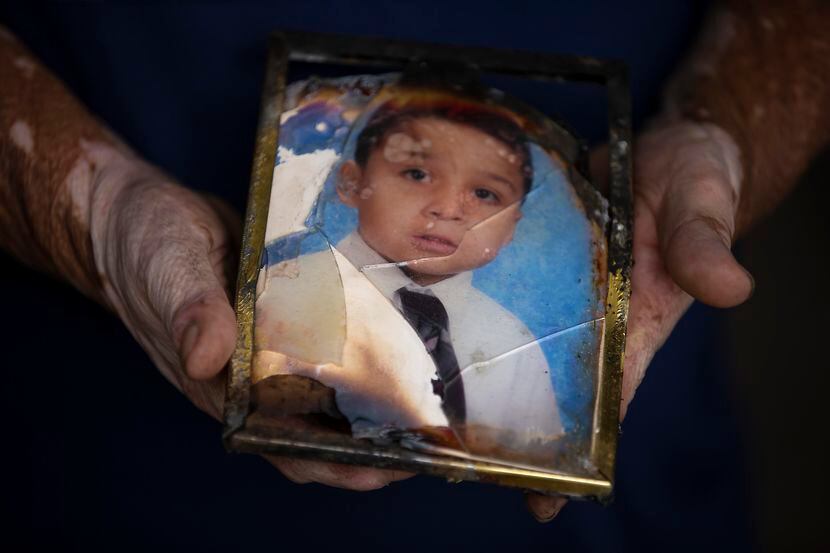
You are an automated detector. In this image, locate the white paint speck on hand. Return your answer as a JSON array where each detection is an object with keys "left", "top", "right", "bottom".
[
  {"left": 64, "top": 157, "right": 93, "bottom": 224},
  {"left": 10, "top": 120, "right": 34, "bottom": 155}
]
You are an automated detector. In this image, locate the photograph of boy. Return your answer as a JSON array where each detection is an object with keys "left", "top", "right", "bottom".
[{"left": 254, "top": 87, "right": 571, "bottom": 457}]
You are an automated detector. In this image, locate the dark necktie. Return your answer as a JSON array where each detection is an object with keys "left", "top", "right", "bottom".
[{"left": 396, "top": 287, "right": 466, "bottom": 425}]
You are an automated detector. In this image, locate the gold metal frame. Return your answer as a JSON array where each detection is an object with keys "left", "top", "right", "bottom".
[{"left": 224, "top": 31, "right": 632, "bottom": 500}]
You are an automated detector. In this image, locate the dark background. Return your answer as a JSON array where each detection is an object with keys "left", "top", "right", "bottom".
[{"left": 1, "top": 2, "right": 827, "bottom": 551}]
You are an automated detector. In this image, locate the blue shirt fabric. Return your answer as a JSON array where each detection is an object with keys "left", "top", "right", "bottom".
[{"left": 1, "top": 2, "right": 754, "bottom": 551}]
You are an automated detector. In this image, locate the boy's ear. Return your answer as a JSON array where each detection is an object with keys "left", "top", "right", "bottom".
[{"left": 337, "top": 160, "right": 362, "bottom": 207}]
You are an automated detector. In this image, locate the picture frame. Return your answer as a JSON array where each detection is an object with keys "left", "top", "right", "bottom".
[{"left": 223, "top": 30, "right": 632, "bottom": 500}]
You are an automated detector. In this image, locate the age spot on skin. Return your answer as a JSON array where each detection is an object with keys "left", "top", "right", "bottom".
[
  {"left": 9, "top": 120, "right": 34, "bottom": 155},
  {"left": 752, "top": 105, "right": 766, "bottom": 120},
  {"left": 13, "top": 56, "right": 35, "bottom": 78}
]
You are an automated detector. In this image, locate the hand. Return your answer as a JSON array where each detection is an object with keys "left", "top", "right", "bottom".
[
  {"left": 526, "top": 120, "right": 754, "bottom": 522},
  {"left": 89, "top": 149, "right": 409, "bottom": 490}
]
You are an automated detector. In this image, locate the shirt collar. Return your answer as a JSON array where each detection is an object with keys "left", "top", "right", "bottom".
[{"left": 334, "top": 231, "right": 473, "bottom": 303}]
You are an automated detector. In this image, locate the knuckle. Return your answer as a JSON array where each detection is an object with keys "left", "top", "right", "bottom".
[{"left": 694, "top": 214, "right": 734, "bottom": 243}]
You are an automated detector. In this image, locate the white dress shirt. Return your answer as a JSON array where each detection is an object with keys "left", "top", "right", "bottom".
[
  {"left": 254, "top": 231, "right": 564, "bottom": 449},
  {"left": 336, "top": 232, "right": 563, "bottom": 443}
]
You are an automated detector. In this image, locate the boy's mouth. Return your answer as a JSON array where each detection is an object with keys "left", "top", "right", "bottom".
[{"left": 411, "top": 234, "right": 458, "bottom": 256}]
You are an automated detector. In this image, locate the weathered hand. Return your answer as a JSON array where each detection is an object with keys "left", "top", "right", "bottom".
[
  {"left": 526, "top": 120, "right": 754, "bottom": 522},
  {"left": 89, "top": 149, "right": 409, "bottom": 490},
  {"left": 88, "top": 156, "right": 237, "bottom": 418}
]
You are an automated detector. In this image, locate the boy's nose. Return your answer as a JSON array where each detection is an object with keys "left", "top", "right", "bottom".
[{"left": 426, "top": 189, "right": 467, "bottom": 221}]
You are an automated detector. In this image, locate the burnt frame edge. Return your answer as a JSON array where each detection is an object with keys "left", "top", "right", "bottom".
[{"left": 223, "top": 31, "right": 633, "bottom": 500}]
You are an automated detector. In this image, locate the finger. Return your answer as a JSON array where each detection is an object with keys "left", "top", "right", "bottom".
[
  {"left": 525, "top": 492, "right": 568, "bottom": 523},
  {"left": 266, "top": 455, "right": 414, "bottom": 491}
]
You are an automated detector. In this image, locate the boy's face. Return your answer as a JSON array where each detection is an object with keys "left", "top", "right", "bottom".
[{"left": 338, "top": 117, "right": 526, "bottom": 284}]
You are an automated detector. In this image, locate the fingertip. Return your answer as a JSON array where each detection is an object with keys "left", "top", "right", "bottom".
[
  {"left": 322, "top": 464, "right": 413, "bottom": 491},
  {"left": 266, "top": 456, "right": 311, "bottom": 485},
  {"left": 665, "top": 218, "right": 754, "bottom": 308},
  {"left": 267, "top": 455, "right": 413, "bottom": 491},
  {"left": 525, "top": 492, "right": 567, "bottom": 523}
]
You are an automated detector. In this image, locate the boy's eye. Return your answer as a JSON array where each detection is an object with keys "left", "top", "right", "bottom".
[
  {"left": 474, "top": 188, "right": 499, "bottom": 202},
  {"left": 402, "top": 168, "right": 430, "bottom": 182}
]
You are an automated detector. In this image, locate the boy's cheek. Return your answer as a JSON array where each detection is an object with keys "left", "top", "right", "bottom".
[
  {"left": 463, "top": 230, "right": 503, "bottom": 265},
  {"left": 428, "top": 227, "right": 504, "bottom": 274},
  {"left": 470, "top": 207, "right": 519, "bottom": 244}
]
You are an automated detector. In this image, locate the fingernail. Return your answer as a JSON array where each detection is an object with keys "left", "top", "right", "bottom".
[
  {"left": 744, "top": 269, "right": 755, "bottom": 300},
  {"left": 533, "top": 503, "right": 562, "bottom": 523},
  {"left": 180, "top": 322, "right": 200, "bottom": 362},
  {"left": 529, "top": 495, "right": 566, "bottom": 523}
]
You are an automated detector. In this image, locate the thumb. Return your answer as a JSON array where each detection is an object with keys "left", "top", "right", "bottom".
[
  {"left": 663, "top": 215, "right": 753, "bottom": 308},
  {"left": 153, "top": 225, "right": 235, "bottom": 420},
  {"left": 652, "top": 122, "right": 754, "bottom": 308},
  {"left": 173, "top": 287, "right": 237, "bottom": 380},
  {"left": 127, "top": 187, "right": 238, "bottom": 382},
  {"left": 94, "top": 178, "right": 238, "bottom": 418}
]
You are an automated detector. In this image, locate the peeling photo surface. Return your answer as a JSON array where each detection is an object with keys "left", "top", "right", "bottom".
[{"left": 252, "top": 73, "right": 608, "bottom": 473}]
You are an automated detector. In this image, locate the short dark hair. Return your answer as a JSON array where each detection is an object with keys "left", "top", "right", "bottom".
[{"left": 353, "top": 98, "right": 534, "bottom": 195}]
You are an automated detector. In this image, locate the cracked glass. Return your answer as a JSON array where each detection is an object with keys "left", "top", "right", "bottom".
[{"left": 250, "top": 72, "right": 608, "bottom": 474}]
